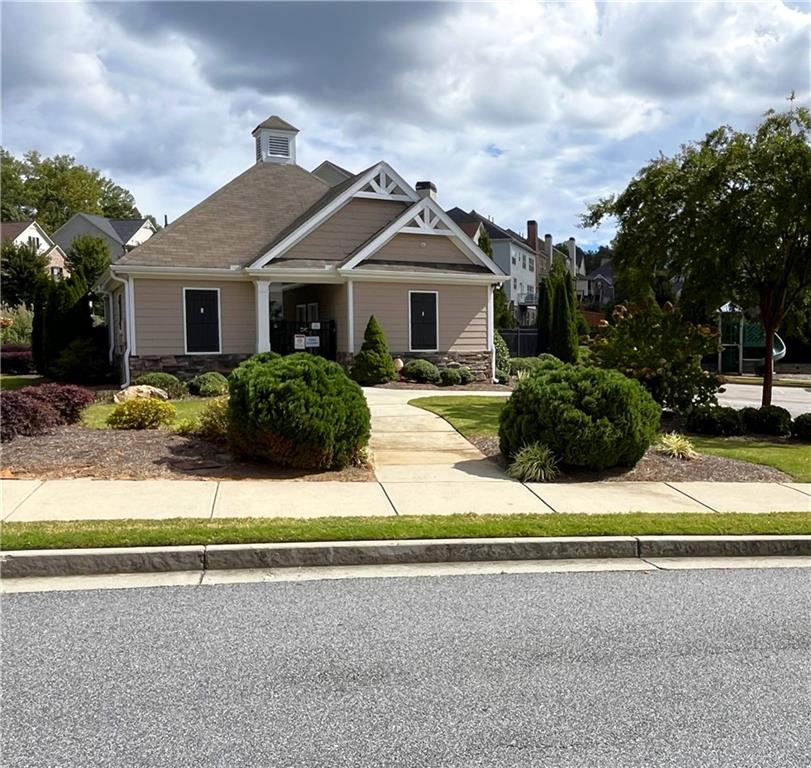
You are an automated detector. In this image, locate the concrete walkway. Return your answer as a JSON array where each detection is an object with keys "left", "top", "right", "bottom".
[{"left": 2, "top": 478, "right": 808, "bottom": 522}]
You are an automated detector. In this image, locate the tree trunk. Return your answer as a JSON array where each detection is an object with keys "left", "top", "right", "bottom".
[{"left": 762, "top": 324, "right": 775, "bottom": 407}]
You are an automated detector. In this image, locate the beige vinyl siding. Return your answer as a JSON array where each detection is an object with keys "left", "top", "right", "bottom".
[
  {"left": 134, "top": 279, "right": 256, "bottom": 355},
  {"left": 366, "top": 233, "right": 472, "bottom": 266},
  {"left": 283, "top": 199, "right": 407, "bottom": 263},
  {"left": 282, "top": 284, "right": 348, "bottom": 351},
  {"left": 352, "top": 282, "right": 488, "bottom": 353}
]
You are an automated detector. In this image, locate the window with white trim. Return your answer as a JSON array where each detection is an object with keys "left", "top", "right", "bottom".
[{"left": 529, "top": 257, "right": 534, "bottom": 271}]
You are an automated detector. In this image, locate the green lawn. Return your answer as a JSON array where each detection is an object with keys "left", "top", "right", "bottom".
[
  {"left": 410, "top": 395, "right": 811, "bottom": 481},
  {"left": 81, "top": 398, "right": 210, "bottom": 428},
  {"left": 0, "top": 374, "right": 46, "bottom": 391},
  {"left": 2, "top": 512, "right": 809, "bottom": 551},
  {"left": 410, "top": 396, "right": 507, "bottom": 438},
  {"left": 691, "top": 436, "right": 811, "bottom": 482}
]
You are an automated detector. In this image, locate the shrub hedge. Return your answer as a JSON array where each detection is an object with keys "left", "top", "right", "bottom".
[
  {"left": 509, "top": 354, "right": 563, "bottom": 376},
  {"left": 228, "top": 353, "right": 370, "bottom": 470},
  {"left": 499, "top": 364, "right": 661, "bottom": 470},
  {"left": 740, "top": 405, "right": 793, "bottom": 437},
  {"left": 0, "top": 391, "right": 61, "bottom": 442},
  {"left": 494, "top": 332, "right": 511, "bottom": 376},
  {"left": 457, "top": 367, "right": 473, "bottom": 385},
  {"left": 135, "top": 372, "right": 187, "bottom": 399},
  {"left": 107, "top": 398, "right": 176, "bottom": 430},
  {"left": 685, "top": 406, "right": 745, "bottom": 436},
  {"left": 401, "top": 359, "right": 441, "bottom": 384},
  {"left": 439, "top": 368, "right": 462, "bottom": 386},
  {"left": 188, "top": 371, "right": 228, "bottom": 397},
  {"left": 793, "top": 413, "right": 811, "bottom": 442}
]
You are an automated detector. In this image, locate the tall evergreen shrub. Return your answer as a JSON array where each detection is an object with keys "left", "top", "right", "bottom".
[
  {"left": 351, "top": 315, "right": 396, "bottom": 385},
  {"left": 549, "top": 267, "right": 579, "bottom": 363}
]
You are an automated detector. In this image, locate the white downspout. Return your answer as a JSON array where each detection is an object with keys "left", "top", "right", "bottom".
[
  {"left": 108, "top": 271, "right": 131, "bottom": 387},
  {"left": 488, "top": 285, "right": 496, "bottom": 382}
]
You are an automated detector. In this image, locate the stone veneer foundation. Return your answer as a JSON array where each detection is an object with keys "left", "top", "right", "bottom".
[{"left": 129, "top": 354, "right": 254, "bottom": 381}]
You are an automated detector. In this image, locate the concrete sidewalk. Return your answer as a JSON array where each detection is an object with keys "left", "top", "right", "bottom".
[{"left": 2, "top": 478, "right": 808, "bottom": 522}]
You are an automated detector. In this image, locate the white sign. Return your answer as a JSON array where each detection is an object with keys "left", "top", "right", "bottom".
[
  {"left": 310, "top": 321, "right": 321, "bottom": 330},
  {"left": 294, "top": 334, "right": 306, "bottom": 350},
  {"left": 305, "top": 335, "right": 320, "bottom": 348}
]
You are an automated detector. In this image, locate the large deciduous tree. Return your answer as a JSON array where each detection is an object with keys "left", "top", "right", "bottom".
[{"left": 584, "top": 108, "right": 811, "bottom": 406}]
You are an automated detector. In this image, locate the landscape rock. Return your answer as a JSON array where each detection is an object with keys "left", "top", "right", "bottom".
[{"left": 113, "top": 385, "right": 169, "bottom": 403}]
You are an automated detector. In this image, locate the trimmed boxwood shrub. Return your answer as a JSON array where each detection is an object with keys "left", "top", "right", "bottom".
[
  {"left": 740, "top": 405, "right": 793, "bottom": 437},
  {"left": 457, "top": 366, "right": 473, "bottom": 385},
  {"left": 20, "top": 383, "right": 94, "bottom": 424},
  {"left": 439, "top": 367, "right": 462, "bottom": 386},
  {"left": 685, "top": 406, "right": 745, "bottom": 436},
  {"left": 351, "top": 315, "right": 396, "bottom": 385},
  {"left": 0, "top": 391, "right": 61, "bottom": 442},
  {"left": 228, "top": 352, "right": 370, "bottom": 470},
  {"left": 135, "top": 372, "right": 187, "bottom": 399},
  {"left": 107, "top": 398, "right": 176, "bottom": 430},
  {"left": 494, "top": 332, "right": 511, "bottom": 376},
  {"left": 188, "top": 371, "right": 228, "bottom": 397},
  {"left": 401, "top": 359, "right": 440, "bottom": 384},
  {"left": 498, "top": 364, "right": 661, "bottom": 470},
  {"left": 793, "top": 413, "right": 811, "bottom": 442},
  {"left": 1, "top": 344, "right": 34, "bottom": 374}
]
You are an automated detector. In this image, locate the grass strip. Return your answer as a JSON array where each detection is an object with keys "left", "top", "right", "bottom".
[
  {"left": 82, "top": 398, "right": 210, "bottom": 429},
  {"left": 409, "top": 396, "right": 507, "bottom": 438},
  {"left": 2, "top": 512, "right": 809, "bottom": 551},
  {"left": 690, "top": 436, "right": 811, "bottom": 482}
]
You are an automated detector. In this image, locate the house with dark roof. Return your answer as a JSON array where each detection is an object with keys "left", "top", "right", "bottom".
[
  {"left": 0, "top": 220, "right": 69, "bottom": 279},
  {"left": 96, "top": 116, "right": 505, "bottom": 385},
  {"left": 52, "top": 213, "right": 156, "bottom": 262},
  {"left": 582, "top": 259, "right": 615, "bottom": 305}
]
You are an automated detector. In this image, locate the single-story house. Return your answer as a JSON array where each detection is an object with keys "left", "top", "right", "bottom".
[
  {"left": 96, "top": 116, "right": 506, "bottom": 385},
  {"left": 0, "top": 220, "right": 69, "bottom": 279},
  {"left": 53, "top": 214, "right": 156, "bottom": 262}
]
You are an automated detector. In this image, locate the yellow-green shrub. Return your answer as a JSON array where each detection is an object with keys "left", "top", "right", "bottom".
[{"left": 107, "top": 398, "right": 176, "bottom": 430}]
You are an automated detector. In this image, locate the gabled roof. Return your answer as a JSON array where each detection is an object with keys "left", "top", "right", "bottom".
[
  {"left": 253, "top": 115, "right": 299, "bottom": 134},
  {"left": 0, "top": 221, "right": 35, "bottom": 242},
  {"left": 117, "top": 162, "right": 330, "bottom": 268},
  {"left": 110, "top": 219, "right": 150, "bottom": 243},
  {"left": 446, "top": 207, "right": 536, "bottom": 253},
  {"left": 311, "top": 160, "right": 354, "bottom": 187},
  {"left": 586, "top": 261, "right": 613, "bottom": 282}
]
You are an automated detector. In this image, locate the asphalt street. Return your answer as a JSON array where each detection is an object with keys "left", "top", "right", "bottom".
[
  {"left": 2, "top": 568, "right": 810, "bottom": 768},
  {"left": 717, "top": 383, "right": 810, "bottom": 418}
]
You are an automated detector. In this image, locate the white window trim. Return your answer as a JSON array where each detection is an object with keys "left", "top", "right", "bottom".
[
  {"left": 182, "top": 287, "right": 222, "bottom": 355},
  {"left": 408, "top": 290, "right": 439, "bottom": 353}
]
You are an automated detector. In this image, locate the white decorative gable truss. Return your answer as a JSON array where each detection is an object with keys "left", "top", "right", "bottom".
[
  {"left": 354, "top": 167, "right": 414, "bottom": 202},
  {"left": 400, "top": 206, "right": 454, "bottom": 236}
]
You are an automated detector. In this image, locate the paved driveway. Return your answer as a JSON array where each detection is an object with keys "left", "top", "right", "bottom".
[{"left": 718, "top": 383, "right": 810, "bottom": 418}]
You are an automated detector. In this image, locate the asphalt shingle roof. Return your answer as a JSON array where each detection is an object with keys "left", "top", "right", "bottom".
[
  {"left": 253, "top": 115, "right": 299, "bottom": 133},
  {"left": 0, "top": 221, "right": 34, "bottom": 242}
]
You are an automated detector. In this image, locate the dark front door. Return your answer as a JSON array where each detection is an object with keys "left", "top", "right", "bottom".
[
  {"left": 185, "top": 289, "right": 220, "bottom": 353},
  {"left": 410, "top": 292, "right": 437, "bottom": 351}
]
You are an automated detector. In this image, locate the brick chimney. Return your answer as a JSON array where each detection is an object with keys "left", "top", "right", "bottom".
[
  {"left": 544, "top": 233, "right": 553, "bottom": 271},
  {"left": 526, "top": 220, "right": 538, "bottom": 252},
  {"left": 415, "top": 181, "right": 437, "bottom": 200}
]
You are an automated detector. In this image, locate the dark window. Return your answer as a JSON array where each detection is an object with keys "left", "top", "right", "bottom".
[
  {"left": 185, "top": 289, "right": 220, "bottom": 353},
  {"left": 410, "top": 292, "right": 438, "bottom": 351}
]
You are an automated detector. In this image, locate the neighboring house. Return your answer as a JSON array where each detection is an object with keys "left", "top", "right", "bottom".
[
  {"left": 446, "top": 209, "right": 544, "bottom": 321},
  {"left": 52, "top": 214, "right": 156, "bottom": 262},
  {"left": 0, "top": 220, "right": 69, "bottom": 279},
  {"left": 96, "top": 115, "right": 505, "bottom": 385},
  {"left": 581, "top": 259, "right": 615, "bottom": 306}
]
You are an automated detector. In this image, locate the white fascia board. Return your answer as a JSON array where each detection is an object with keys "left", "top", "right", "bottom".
[
  {"left": 244, "top": 266, "right": 345, "bottom": 283},
  {"left": 111, "top": 264, "right": 251, "bottom": 281},
  {"left": 29, "top": 221, "right": 55, "bottom": 247},
  {"left": 337, "top": 267, "right": 505, "bottom": 286}
]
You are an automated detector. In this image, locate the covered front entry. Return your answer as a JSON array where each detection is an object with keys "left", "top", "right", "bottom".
[{"left": 270, "top": 319, "right": 338, "bottom": 360}]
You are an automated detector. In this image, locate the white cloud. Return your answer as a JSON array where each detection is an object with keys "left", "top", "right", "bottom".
[{"left": 2, "top": 0, "right": 808, "bottom": 247}]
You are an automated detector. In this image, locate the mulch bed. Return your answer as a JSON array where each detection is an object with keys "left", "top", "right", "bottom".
[
  {"left": 467, "top": 436, "right": 791, "bottom": 483},
  {"left": 376, "top": 381, "right": 512, "bottom": 392},
  {"left": 1, "top": 426, "right": 374, "bottom": 482}
]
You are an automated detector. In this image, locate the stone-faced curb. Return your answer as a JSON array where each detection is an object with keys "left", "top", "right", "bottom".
[
  {"left": 2, "top": 536, "right": 810, "bottom": 579},
  {"left": 0, "top": 546, "right": 205, "bottom": 578}
]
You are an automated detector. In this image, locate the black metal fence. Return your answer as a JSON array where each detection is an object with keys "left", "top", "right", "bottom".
[
  {"left": 270, "top": 320, "right": 337, "bottom": 360},
  {"left": 499, "top": 328, "right": 538, "bottom": 357}
]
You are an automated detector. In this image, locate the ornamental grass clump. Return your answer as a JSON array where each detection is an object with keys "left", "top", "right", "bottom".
[
  {"left": 507, "top": 443, "right": 560, "bottom": 482},
  {"left": 499, "top": 364, "right": 661, "bottom": 471},
  {"left": 228, "top": 352, "right": 370, "bottom": 470},
  {"left": 351, "top": 315, "right": 396, "bottom": 385},
  {"left": 654, "top": 432, "right": 699, "bottom": 460}
]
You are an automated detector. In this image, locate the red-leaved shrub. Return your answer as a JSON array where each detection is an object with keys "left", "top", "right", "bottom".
[
  {"left": 0, "top": 391, "right": 61, "bottom": 442},
  {"left": 20, "top": 383, "right": 94, "bottom": 424},
  {"left": 1, "top": 345, "right": 35, "bottom": 375}
]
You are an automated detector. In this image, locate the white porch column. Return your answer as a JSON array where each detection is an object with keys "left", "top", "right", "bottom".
[
  {"left": 254, "top": 280, "right": 271, "bottom": 352},
  {"left": 347, "top": 279, "right": 355, "bottom": 354}
]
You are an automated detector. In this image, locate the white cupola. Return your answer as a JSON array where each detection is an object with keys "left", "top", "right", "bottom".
[{"left": 252, "top": 115, "right": 298, "bottom": 165}]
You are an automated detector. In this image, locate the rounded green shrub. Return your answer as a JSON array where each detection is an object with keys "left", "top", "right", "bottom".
[
  {"left": 401, "top": 359, "right": 441, "bottom": 384},
  {"left": 439, "top": 367, "right": 462, "bottom": 386},
  {"left": 740, "top": 405, "right": 793, "bottom": 437},
  {"left": 510, "top": 355, "right": 563, "bottom": 376},
  {"left": 499, "top": 364, "right": 661, "bottom": 470},
  {"left": 177, "top": 396, "right": 229, "bottom": 443},
  {"left": 507, "top": 443, "right": 560, "bottom": 482},
  {"left": 457, "top": 366, "right": 473, "bottom": 385},
  {"left": 135, "top": 372, "right": 186, "bottom": 399},
  {"left": 351, "top": 315, "right": 396, "bottom": 385},
  {"left": 685, "top": 406, "right": 745, "bottom": 436},
  {"left": 228, "top": 353, "right": 370, "bottom": 470},
  {"left": 107, "top": 398, "right": 176, "bottom": 430},
  {"left": 494, "top": 332, "right": 511, "bottom": 376},
  {"left": 793, "top": 413, "right": 811, "bottom": 441},
  {"left": 188, "top": 371, "right": 228, "bottom": 397}
]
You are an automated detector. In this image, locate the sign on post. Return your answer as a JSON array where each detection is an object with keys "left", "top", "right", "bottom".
[
  {"left": 305, "top": 335, "right": 320, "bottom": 348},
  {"left": 294, "top": 334, "right": 306, "bottom": 350}
]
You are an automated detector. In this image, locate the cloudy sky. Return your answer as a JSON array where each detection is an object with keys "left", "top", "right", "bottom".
[{"left": 2, "top": 1, "right": 809, "bottom": 247}]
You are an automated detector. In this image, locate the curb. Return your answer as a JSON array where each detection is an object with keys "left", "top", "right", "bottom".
[{"left": 2, "top": 536, "right": 810, "bottom": 579}]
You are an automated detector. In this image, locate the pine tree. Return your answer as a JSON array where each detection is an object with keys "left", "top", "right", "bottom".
[
  {"left": 351, "top": 315, "right": 396, "bottom": 385},
  {"left": 549, "top": 266, "right": 579, "bottom": 363}
]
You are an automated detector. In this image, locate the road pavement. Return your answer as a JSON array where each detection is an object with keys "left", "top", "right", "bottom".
[
  {"left": 718, "top": 383, "right": 810, "bottom": 417},
  {"left": 2, "top": 568, "right": 809, "bottom": 767}
]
